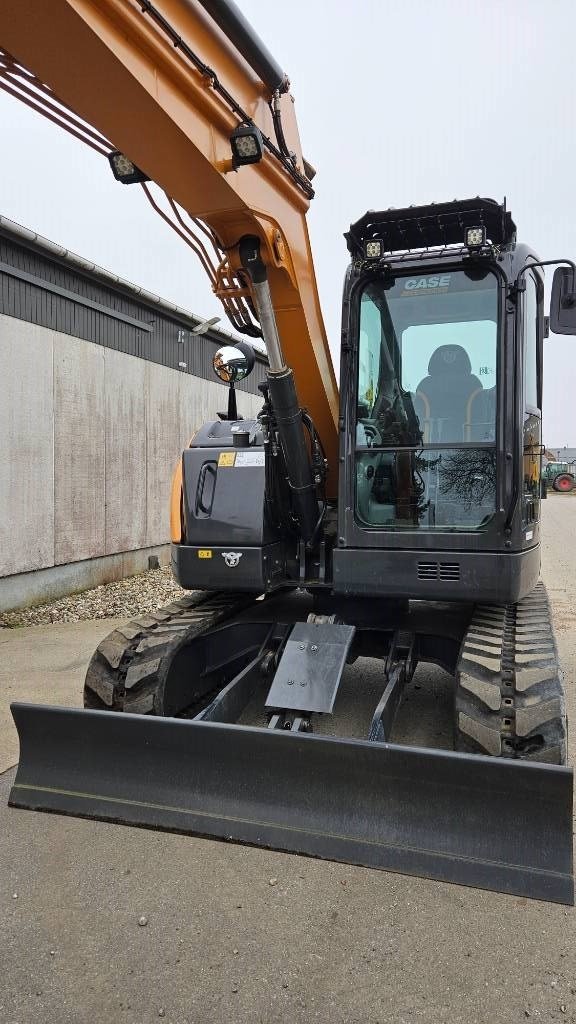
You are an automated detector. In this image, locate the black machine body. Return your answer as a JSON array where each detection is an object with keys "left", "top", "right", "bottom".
[
  {"left": 172, "top": 198, "right": 575, "bottom": 606},
  {"left": 172, "top": 417, "right": 290, "bottom": 592}
]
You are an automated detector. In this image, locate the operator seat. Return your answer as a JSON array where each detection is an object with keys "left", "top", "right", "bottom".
[
  {"left": 466, "top": 386, "right": 496, "bottom": 442},
  {"left": 415, "top": 345, "right": 482, "bottom": 443}
]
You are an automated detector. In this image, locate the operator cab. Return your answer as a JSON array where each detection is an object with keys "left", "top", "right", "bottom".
[{"left": 336, "top": 198, "right": 576, "bottom": 602}]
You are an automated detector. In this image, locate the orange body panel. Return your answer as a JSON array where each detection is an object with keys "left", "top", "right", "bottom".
[
  {"left": 170, "top": 458, "right": 184, "bottom": 542},
  {"left": 0, "top": 0, "right": 340, "bottom": 490}
]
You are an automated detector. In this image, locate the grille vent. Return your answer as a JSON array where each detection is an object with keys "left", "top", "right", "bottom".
[
  {"left": 417, "top": 561, "right": 460, "bottom": 582},
  {"left": 417, "top": 562, "right": 437, "bottom": 580}
]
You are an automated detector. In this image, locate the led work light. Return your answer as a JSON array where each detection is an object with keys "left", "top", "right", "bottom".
[
  {"left": 363, "top": 239, "right": 384, "bottom": 260},
  {"left": 108, "top": 151, "right": 150, "bottom": 185},
  {"left": 465, "top": 225, "right": 486, "bottom": 249},
  {"left": 230, "top": 125, "right": 264, "bottom": 167}
]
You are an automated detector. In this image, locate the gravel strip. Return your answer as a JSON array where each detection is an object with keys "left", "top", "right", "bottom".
[{"left": 0, "top": 566, "right": 189, "bottom": 628}]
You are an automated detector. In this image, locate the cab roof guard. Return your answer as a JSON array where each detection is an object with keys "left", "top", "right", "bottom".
[{"left": 346, "top": 197, "right": 517, "bottom": 258}]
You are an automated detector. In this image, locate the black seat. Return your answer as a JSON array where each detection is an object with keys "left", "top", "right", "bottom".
[
  {"left": 467, "top": 386, "right": 496, "bottom": 442},
  {"left": 415, "top": 345, "right": 482, "bottom": 443}
]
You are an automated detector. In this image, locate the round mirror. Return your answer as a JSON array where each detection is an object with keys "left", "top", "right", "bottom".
[{"left": 212, "top": 342, "right": 255, "bottom": 384}]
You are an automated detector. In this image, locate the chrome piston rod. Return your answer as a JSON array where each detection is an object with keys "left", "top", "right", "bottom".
[{"left": 250, "top": 277, "right": 285, "bottom": 372}]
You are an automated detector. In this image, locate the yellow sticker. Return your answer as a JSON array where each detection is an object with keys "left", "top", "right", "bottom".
[
  {"left": 218, "top": 452, "right": 236, "bottom": 467},
  {"left": 197, "top": 549, "right": 212, "bottom": 559}
]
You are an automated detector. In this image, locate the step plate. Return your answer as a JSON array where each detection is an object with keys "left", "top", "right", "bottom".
[
  {"left": 8, "top": 703, "right": 574, "bottom": 905},
  {"left": 266, "top": 623, "right": 355, "bottom": 713}
]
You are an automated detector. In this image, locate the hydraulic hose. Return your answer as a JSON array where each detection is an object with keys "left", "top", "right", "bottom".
[{"left": 195, "top": 0, "right": 290, "bottom": 94}]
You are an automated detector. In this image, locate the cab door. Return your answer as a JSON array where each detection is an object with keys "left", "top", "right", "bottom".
[{"left": 522, "top": 271, "right": 542, "bottom": 534}]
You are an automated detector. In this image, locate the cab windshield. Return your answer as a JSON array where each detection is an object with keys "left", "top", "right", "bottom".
[{"left": 356, "top": 268, "right": 498, "bottom": 530}]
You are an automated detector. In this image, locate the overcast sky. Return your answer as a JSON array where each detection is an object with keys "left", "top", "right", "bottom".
[{"left": 1, "top": 0, "right": 575, "bottom": 445}]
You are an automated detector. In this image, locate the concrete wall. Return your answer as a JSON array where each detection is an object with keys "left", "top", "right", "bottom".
[{"left": 0, "top": 313, "right": 261, "bottom": 607}]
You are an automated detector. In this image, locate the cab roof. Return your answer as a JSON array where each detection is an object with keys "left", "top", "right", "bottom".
[{"left": 346, "top": 198, "right": 516, "bottom": 258}]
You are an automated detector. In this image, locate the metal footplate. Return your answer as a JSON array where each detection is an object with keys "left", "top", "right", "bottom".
[{"left": 265, "top": 621, "right": 355, "bottom": 715}]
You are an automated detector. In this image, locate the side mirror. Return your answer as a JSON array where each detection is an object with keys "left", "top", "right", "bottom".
[
  {"left": 550, "top": 267, "right": 576, "bottom": 334},
  {"left": 212, "top": 343, "right": 255, "bottom": 383}
]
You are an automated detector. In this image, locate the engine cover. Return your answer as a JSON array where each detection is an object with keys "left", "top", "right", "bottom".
[
  {"left": 182, "top": 419, "right": 278, "bottom": 547},
  {"left": 173, "top": 419, "right": 287, "bottom": 593}
]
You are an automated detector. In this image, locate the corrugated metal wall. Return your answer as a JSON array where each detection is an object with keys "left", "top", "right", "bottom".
[{"left": 0, "top": 231, "right": 267, "bottom": 393}]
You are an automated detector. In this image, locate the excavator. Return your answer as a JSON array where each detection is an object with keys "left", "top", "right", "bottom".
[{"left": 2, "top": 0, "right": 575, "bottom": 904}]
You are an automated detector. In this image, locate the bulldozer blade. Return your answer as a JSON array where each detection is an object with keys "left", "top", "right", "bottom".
[{"left": 9, "top": 703, "right": 574, "bottom": 904}]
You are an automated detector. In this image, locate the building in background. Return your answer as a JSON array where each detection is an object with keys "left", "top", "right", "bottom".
[
  {"left": 547, "top": 447, "right": 576, "bottom": 463},
  {"left": 0, "top": 215, "right": 266, "bottom": 611}
]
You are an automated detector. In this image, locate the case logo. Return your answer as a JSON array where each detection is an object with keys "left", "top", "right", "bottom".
[
  {"left": 221, "top": 551, "right": 243, "bottom": 567},
  {"left": 403, "top": 274, "right": 451, "bottom": 290}
]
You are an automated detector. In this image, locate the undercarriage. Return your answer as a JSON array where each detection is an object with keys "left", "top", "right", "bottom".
[{"left": 10, "top": 582, "right": 573, "bottom": 904}]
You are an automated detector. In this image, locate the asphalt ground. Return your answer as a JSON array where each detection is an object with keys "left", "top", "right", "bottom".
[{"left": 1, "top": 495, "right": 575, "bottom": 1024}]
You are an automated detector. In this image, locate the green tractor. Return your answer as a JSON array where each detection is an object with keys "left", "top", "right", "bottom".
[{"left": 544, "top": 461, "right": 576, "bottom": 492}]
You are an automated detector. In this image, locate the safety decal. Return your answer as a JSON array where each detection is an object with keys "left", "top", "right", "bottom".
[
  {"left": 234, "top": 451, "right": 265, "bottom": 467},
  {"left": 218, "top": 452, "right": 236, "bottom": 467}
]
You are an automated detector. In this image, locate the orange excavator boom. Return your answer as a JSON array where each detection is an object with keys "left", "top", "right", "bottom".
[{"left": 0, "top": 0, "right": 339, "bottom": 484}]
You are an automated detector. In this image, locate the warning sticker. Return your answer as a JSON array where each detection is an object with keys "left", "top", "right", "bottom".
[
  {"left": 197, "top": 549, "right": 212, "bottom": 559},
  {"left": 218, "top": 452, "right": 236, "bottom": 467},
  {"left": 234, "top": 451, "right": 265, "bottom": 467}
]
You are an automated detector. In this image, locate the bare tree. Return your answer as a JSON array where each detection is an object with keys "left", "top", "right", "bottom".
[{"left": 437, "top": 449, "right": 496, "bottom": 509}]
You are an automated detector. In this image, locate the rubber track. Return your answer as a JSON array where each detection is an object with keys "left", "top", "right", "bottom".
[
  {"left": 84, "top": 591, "right": 254, "bottom": 716},
  {"left": 455, "top": 581, "right": 567, "bottom": 764}
]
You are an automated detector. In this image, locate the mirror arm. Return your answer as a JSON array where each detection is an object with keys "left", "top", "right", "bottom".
[
  {"left": 515, "top": 259, "right": 576, "bottom": 306},
  {"left": 227, "top": 381, "right": 238, "bottom": 421}
]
